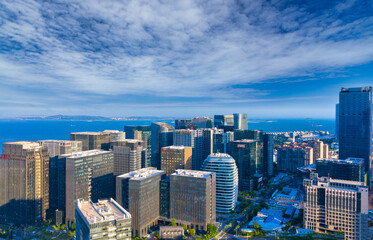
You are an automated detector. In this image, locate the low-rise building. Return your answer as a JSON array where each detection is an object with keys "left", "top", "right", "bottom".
[
  {"left": 75, "top": 198, "right": 131, "bottom": 240},
  {"left": 159, "top": 226, "right": 184, "bottom": 240}
]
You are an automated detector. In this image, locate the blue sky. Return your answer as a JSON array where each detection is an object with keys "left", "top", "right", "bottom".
[{"left": 0, "top": 0, "right": 372, "bottom": 119}]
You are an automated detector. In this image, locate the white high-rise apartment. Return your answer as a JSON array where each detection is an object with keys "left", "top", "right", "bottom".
[{"left": 304, "top": 174, "right": 369, "bottom": 240}]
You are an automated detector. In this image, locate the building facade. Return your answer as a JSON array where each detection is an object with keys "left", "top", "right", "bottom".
[
  {"left": 116, "top": 168, "right": 165, "bottom": 238},
  {"left": 213, "top": 129, "right": 234, "bottom": 154},
  {"left": 49, "top": 150, "right": 114, "bottom": 224},
  {"left": 161, "top": 146, "right": 193, "bottom": 176},
  {"left": 304, "top": 175, "right": 369, "bottom": 240},
  {"left": 173, "top": 129, "right": 213, "bottom": 170},
  {"left": 233, "top": 113, "right": 248, "bottom": 130},
  {"left": 277, "top": 144, "right": 313, "bottom": 172},
  {"left": 38, "top": 140, "right": 82, "bottom": 157},
  {"left": 213, "top": 115, "right": 234, "bottom": 129},
  {"left": 170, "top": 170, "right": 216, "bottom": 231},
  {"left": 229, "top": 139, "right": 262, "bottom": 191},
  {"left": 316, "top": 158, "right": 365, "bottom": 182},
  {"left": 338, "top": 87, "right": 372, "bottom": 175},
  {"left": 70, "top": 131, "right": 109, "bottom": 151},
  {"left": 76, "top": 198, "right": 131, "bottom": 240},
  {"left": 111, "top": 140, "right": 145, "bottom": 176},
  {"left": 124, "top": 125, "right": 151, "bottom": 167},
  {"left": 151, "top": 123, "right": 174, "bottom": 169},
  {"left": 202, "top": 153, "right": 238, "bottom": 214},
  {"left": 309, "top": 140, "right": 328, "bottom": 162},
  {"left": 0, "top": 142, "right": 49, "bottom": 225},
  {"left": 191, "top": 117, "right": 213, "bottom": 129},
  {"left": 262, "top": 134, "right": 274, "bottom": 177},
  {"left": 174, "top": 119, "right": 194, "bottom": 130}
]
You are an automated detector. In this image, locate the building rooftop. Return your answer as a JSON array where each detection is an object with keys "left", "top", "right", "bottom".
[
  {"left": 172, "top": 169, "right": 214, "bottom": 178},
  {"left": 60, "top": 149, "right": 111, "bottom": 158},
  {"left": 162, "top": 145, "right": 192, "bottom": 150},
  {"left": 209, "top": 153, "right": 232, "bottom": 158},
  {"left": 76, "top": 198, "right": 131, "bottom": 225},
  {"left": 117, "top": 167, "right": 165, "bottom": 181},
  {"left": 113, "top": 139, "right": 143, "bottom": 144},
  {"left": 102, "top": 130, "right": 122, "bottom": 133},
  {"left": 38, "top": 140, "right": 80, "bottom": 144},
  {"left": 233, "top": 139, "right": 259, "bottom": 143},
  {"left": 70, "top": 131, "right": 109, "bottom": 135},
  {"left": 317, "top": 177, "right": 366, "bottom": 187},
  {"left": 341, "top": 87, "right": 372, "bottom": 92},
  {"left": 4, "top": 141, "right": 43, "bottom": 150},
  {"left": 317, "top": 157, "right": 364, "bottom": 165}
]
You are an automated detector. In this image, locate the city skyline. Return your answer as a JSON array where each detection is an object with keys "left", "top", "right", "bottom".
[{"left": 1, "top": 0, "right": 373, "bottom": 118}]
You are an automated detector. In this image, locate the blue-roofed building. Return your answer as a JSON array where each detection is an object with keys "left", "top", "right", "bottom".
[{"left": 285, "top": 206, "right": 295, "bottom": 217}]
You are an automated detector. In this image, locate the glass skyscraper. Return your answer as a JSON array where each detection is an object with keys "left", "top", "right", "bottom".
[{"left": 338, "top": 87, "right": 372, "bottom": 177}]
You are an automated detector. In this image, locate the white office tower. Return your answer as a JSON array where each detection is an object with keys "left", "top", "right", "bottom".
[
  {"left": 303, "top": 174, "right": 369, "bottom": 240},
  {"left": 202, "top": 153, "right": 238, "bottom": 214}
]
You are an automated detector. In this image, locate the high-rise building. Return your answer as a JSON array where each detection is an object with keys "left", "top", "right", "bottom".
[
  {"left": 173, "top": 129, "right": 213, "bottom": 170},
  {"left": 202, "top": 153, "right": 238, "bottom": 214},
  {"left": 175, "top": 119, "right": 195, "bottom": 129},
  {"left": 38, "top": 140, "right": 82, "bottom": 157},
  {"left": 70, "top": 130, "right": 125, "bottom": 151},
  {"left": 262, "top": 134, "right": 274, "bottom": 177},
  {"left": 277, "top": 144, "right": 313, "bottom": 172},
  {"left": 75, "top": 198, "right": 132, "bottom": 240},
  {"left": 335, "top": 103, "right": 339, "bottom": 138},
  {"left": 304, "top": 175, "right": 369, "bottom": 240},
  {"left": 0, "top": 142, "right": 49, "bottom": 225},
  {"left": 192, "top": 117, "right": 213, "bottom": 129},
  {"left": 49, "top": 150, "right": 114, "bottom": 224},
  {"left": 232, "top": 130, "right": 274, "bottom": 177},
  {"left": 161, "top": 146, "right": 192, "bottom": 176},
  {"left": 309, "top": 140, "right": 328, "bottom": 163},
  {"left": 214, "top": 115, "right": 234, "bottom": 132},
  {"left": 316, "top": 158, "right": 365, "bottom": 182},
  {"left": 170, "top": 170, "right": 216, "bottom": 232},
  {"left": 110, "top": 140, "right": 145, "bottom": 176},
  {"left": 102, "top": 130, "right": 126, "bottom": 142},
  {"left": 233, "top": 113, "right": 248, "bottom": 130},
  {"left": 160, "top": 176, "right": 170, "bottom": 219},
  {"left": 151, "top": 122, "right": 174, "bottom": 169},
  {"left": 229, "top": 140, "right": 262, "bottom": 191},
  {"left": 124, "top": 126, "right": 151, "bottom": 167},
  {"left": 214, "top": 115, "right": 234, "bottom": 128},
  {"left": 116, "top": 168, "right": 165, "bottom": 238},
  {"left": 213, "top": 130, "right": 234, "bottom": 154},
  {"left": 338, "top": 87, "right": 372, "bottom": 174},
  {"left": 234, "top": 129, "right": 262, "bottom": 141},
  {"left": 124, "top": 126, "right": 151, "bottom": 139}
]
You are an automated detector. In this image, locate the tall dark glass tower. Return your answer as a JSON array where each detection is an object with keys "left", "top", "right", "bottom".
[{"left": 338, "top": 87, "right": 372, "bottom": 177}]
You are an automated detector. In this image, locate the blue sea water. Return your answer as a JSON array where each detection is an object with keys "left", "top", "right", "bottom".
[{"left": 0, "top": 119, "right": 335, "bottom": 154}]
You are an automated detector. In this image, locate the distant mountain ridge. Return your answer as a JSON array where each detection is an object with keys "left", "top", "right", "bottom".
[{"left": 14, "top": 115, "right": 176, "bottom": 121}]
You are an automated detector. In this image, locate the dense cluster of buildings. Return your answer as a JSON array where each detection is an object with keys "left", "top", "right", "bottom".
[
  {"left": 302, "top": 87, "right": 372, "bottom": 240},
  {"left": 0, "top": 87, "right": 372, "bottom": 240},
  {"left": 0, "top": 111, "right": 274, "bottom": 237}
]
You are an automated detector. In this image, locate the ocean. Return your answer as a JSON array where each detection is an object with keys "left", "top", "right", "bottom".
[{"left": 0, "top": 118, "right": 335, "bottom": 154}]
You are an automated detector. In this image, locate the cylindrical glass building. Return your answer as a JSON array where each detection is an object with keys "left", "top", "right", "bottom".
[{"left": 202, "top": 153, "right": 238, "bottom": 214}]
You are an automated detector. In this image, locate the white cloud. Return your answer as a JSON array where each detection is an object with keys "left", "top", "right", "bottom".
[{"left": 0, "top": 0, "right": 372, "bottom": 116}]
